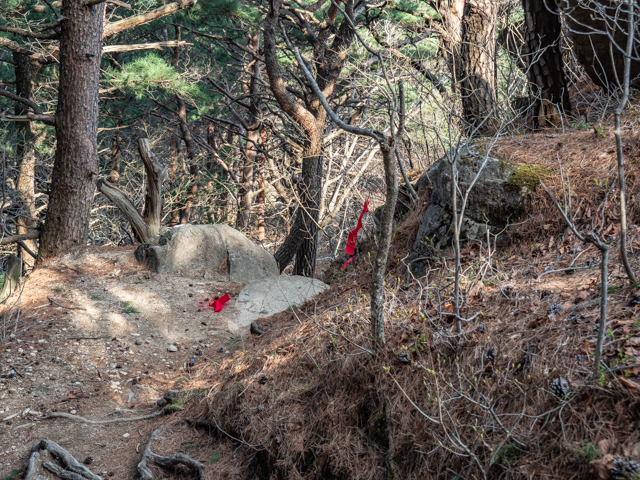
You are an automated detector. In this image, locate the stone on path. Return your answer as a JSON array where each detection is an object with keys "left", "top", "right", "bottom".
[{"left": 219, "top": 276, "right": 329, "bottom": 334}]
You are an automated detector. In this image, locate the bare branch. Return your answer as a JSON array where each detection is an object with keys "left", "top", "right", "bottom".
[
  {"left": 103, "top": 0, "right": 198, "bottom": 38},
  {"left": 0, "top": 25, "right": 58, "bottom": 40},
  {"left": 102, "top": 40, "right": 190, "bottom": 54},
  {"left": 0, "top": 89, "right": 43, "bottom": 114}
]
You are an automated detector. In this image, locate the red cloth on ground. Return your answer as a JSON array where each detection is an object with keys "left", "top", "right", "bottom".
[{"left": 210, "top": 293, "right": 230, "bottom": 312}]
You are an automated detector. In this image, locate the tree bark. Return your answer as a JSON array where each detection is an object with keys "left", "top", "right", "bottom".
[
  {"left": 13, "top": 52, "right": 39, "bottom": 266},
  {"left": 522, "top": 0, "right": 571, "bottom": 127},
  {"left": 563, "top": 0, "right": 640, "bottom": 90},
  {"left": 459, "top": 0, "right": 498, "bottom": 135},
  {"left": 37, "top": 0, "right": 105, "bottom": 263}
]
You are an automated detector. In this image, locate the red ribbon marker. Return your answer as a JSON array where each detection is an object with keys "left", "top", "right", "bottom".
[
  {"left": 210, "top": 293, "right": 230, "bottom": 312},
  {"left": 345, "top": 200, "right": 369, "bottom": 255},
  {"left": 340, "top": 257, "right": 354, "bottom": 270}
]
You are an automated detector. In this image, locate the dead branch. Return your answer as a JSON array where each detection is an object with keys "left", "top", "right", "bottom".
[
  {"left": 137, "top": 425, "right": 206, "bottom": 480},
  {"left": 0, "top": 231, "right": 39, "bottom": 245},
  {"left": 0, "top": 25, "right": 58, "bottom": 39},
  {"left": 102, "top": 40, "right": 190, "bottom": 54},
  {"left": 0, "top": 111, "right": 56, "bottom": 126},
  {"left": 47, "top": 297, "right": 87, "bottom": 311},
  {"left": 0, "top": 37, "right": 57, "bottom": 63},
  {"left": 102, "top": 0, "right": 197, "bottom": 38}
]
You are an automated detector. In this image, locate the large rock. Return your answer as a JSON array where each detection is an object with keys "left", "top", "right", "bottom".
[
  {"left": 135, "top": 224, "right": 278, "bottom": 283},
  {"left": 219, "top": 276, "right": 329, "bottom": 334},
  {"left": 410, "top": 142, "right": 543, "bottom": 272}
]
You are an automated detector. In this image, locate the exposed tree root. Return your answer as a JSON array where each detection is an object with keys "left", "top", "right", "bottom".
[
  {"left": 25, "top": 439, "right": 102, "bottom": 480},
  {"left": 45, "top": 405, "right": 176, "bottom": 424},
  {"left": 137, "top": 425, "right": 206, "bottom": 480}
]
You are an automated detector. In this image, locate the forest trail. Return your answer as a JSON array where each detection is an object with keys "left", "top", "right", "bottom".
[{"left": 0, "top": 247, "right": 301, "bottom": 478}]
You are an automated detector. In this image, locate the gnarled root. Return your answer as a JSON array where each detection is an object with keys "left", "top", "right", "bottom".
[
  {"left": 138, "top": 425, "right": 205, "bottom": 480},
  {"left": 25, "top": 439, "right": 102, "bottom": 480}
]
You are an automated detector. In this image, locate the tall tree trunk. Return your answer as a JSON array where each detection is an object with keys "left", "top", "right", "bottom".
[
  {"left": 37, "top": 0, "right": 105, "bottom": 263},
  {"left": 563, "top": 0, "right": 640, "bottom": 90},
  {"left": 239, "top": 31, "right": 263, "bottom": 228},
  {"left": 459, "top": 0, "right": 498, "bottom": 136},
  {"left": 522, "top": 0, "right": 571, "bottom": 127},
  {"left": 13, "top": 52, "right": 39, "bottom": 266},
  {"left": 170, "top": 26, "right": 198, "bottom": 225}
]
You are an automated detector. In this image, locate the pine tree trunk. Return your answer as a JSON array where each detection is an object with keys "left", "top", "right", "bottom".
[
  {"left": 37, "top": 0, "right": 105, "bottom": 263},
  {"left": 460, "top": 0, "right": 498, "bottom": 135},
  {"left": 564, "top": 0, "right": 640, "bottom": 90},
  {"left": 522, "top": 0, "right": 571, "bottom": 127},
  {"left": 274, "top": 132, "right": 323, "bottom": 275},
  {"left": 13, "top": 52, "right": 39, "bottom": 266}
]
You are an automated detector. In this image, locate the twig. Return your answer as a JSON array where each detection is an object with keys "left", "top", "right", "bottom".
[
  {"left": 2, "top": 319, "right": 51, "bottom": 340},
  {"left": 47, "top": 297, "right": 87, "bottom": 311}
]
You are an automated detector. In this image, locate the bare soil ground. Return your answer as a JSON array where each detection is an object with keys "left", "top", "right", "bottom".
[{"left": 0, "top": 247, "right": 250, "bottom": 479}]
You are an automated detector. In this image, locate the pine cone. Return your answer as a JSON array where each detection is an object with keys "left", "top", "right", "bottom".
[
  {"left": 550, "top": 377, "right": 571, "bottom": 399},
  {"left": 611, "top": 458, "right": 640, "bottom": 480},
  {"left": 483, "top": 348, "right": 496, "bottom": 362},
  {"left": 567, "top": 313, "right": 581, "bottom": 324},
  {"left": 398, "top": 352, "right": 410, "bottom": 364},
  {"left": 548, "top": 302, "right": 564, "bottom": 315}
]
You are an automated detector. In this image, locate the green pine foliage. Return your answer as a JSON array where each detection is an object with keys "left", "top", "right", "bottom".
[{"left": 104, "top": 53, "right": 202, "bottom": 101}]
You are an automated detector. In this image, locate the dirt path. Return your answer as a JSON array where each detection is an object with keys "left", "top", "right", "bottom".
[{"left": 0, "top": 247, "right": 251, "bottom": 479}]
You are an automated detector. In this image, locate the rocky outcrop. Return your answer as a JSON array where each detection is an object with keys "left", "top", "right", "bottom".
[
  {"left": 410, "top": 142, "right": 543, "bottom": 273},
  {"left": 135, "top": 224, "right": 278, "bottom": 283}
]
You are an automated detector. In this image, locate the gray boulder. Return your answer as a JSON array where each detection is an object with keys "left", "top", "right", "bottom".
[
  {"left": 410, "top": 142, "right": 543, "bottom": 272},
  {"left": 135, "top": 224, "right": 278, "bottom": 283}
]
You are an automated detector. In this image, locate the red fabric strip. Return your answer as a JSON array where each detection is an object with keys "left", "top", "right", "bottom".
[
  {"left": 345, "top": 200, "right": 369, "bottom": 255},
  {"left": 340, "top": 257, "right": 354, "bottom": 270},
  {"left": 211, "top": 293, "right": 230, "bottom": 312}
]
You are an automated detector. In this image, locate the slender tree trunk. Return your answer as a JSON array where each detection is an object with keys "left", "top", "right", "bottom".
[
  {"left": 522, "top": 0, "right": 571, "bottom": 127},
  {"left": 38, "top": 0, "right": 105, "bottom": 263},
  {"left": 371, "top": 143, "right": 398, "bottom": 349},
  {"left": 460, "top": 0, "right": 498, "bottom": 135},
  {"left": 257, "top": 127, "right": 267, "bottom": 241},
  {"left": 13, "top": 52, "right": 39, "bottom": 266},
  {"left": 108, "top": 132, "right": 122, "bottom": 183},
  {"left": 241, "top": 126, "right": 259, "bottom": 227}
]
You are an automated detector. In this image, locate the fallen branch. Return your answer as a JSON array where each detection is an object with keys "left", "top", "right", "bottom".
[
  {"left": 3, "top": 319, "right": 52, "bottom": 341},
  {"left": 137, "top": 425, "right": 205, "bottom": 480},
  {"left": 47, "top": 297, "right": 87, "bottom": 311},
  {"left": 26, "top": 439, "right": 102, "bottom": 480},
  {"left": 45, "top": 406, "right": 174, "bottom": 424},
  {"left": 0, "top": 231, "right": 39, "bottom": 245}
]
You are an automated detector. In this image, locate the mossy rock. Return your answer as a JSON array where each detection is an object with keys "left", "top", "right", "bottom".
[
  {"left": 505, "top": 164, "right": 549, "bottom": 193},
  {"left": 410, "top": 141, "right": 537, "bottom": 274}
]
